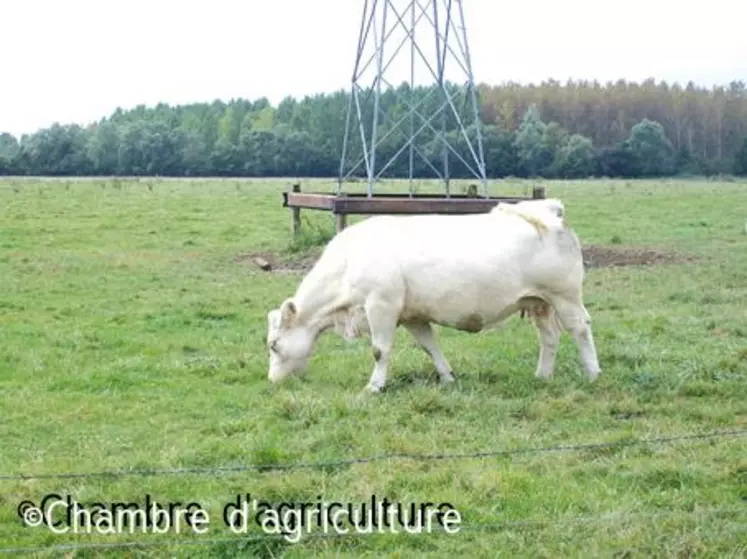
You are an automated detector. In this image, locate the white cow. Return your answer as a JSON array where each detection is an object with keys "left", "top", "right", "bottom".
[{"left": 266, "top": 198, "right": 601, "bottom": 392}]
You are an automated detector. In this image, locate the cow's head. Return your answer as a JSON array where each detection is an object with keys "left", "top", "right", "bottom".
[{"left": 266, "top": 298, "right": 315, "bottom": 383}]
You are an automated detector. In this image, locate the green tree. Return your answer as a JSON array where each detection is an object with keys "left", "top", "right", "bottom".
[
  {"left": 513, "top": 104, "right": 552, "bottom": 177},
  {"left": 555, "top": 134, "right": 597, "bottom": 178},
  {"left": 211, "top": 137, "right": 239, "bottom": 176},
  {"left": 248, "top": 105, "right": 275, "bottom": 131},
  {"left": 0, "top": 133, "right": 20, "bottom": 175},
  {"left": 624, "top": 118, "right": 675, "bottom": 177},
  {"left": 598, "top": 143, "right": 638, "bottom": 178},
  {"left": 18, "top": 124, "right": 91, "bottom": 175},
  {"left": 543, "top": 121, "right": 570, "bottom": 176},
  {"left": 237, "top": 129, "right": 280, "bottom": 176},
  {"left": 734, "top": 136, "right": 747, "bottom": 176},
  {"left": 88, "top": 120, "right": 120, "bottom": 175},
  {"left": 181, "top": 130, "right": 212, "bottom": 176}
]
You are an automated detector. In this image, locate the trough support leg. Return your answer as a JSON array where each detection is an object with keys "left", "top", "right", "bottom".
[
  {"left": 532, "top": 185, "right": 546, "bottom": 199},
  {"left": 335, "top": 213, "right": 347, "bottom": 234},
  {"left": 291, "top": 183, "right": 301, "bottom": 237}
]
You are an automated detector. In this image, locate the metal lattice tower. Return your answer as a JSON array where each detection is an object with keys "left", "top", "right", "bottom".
[{"left": 337, "top": 0, "right": 488, "bottom": 197}]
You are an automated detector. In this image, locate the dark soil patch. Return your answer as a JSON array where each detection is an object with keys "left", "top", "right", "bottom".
[
  {"left": 582, "top": 245, "right": 695, "bottom": 268},
  {"left": 236, "top": 245, "right": 694, "bottom": 273}
]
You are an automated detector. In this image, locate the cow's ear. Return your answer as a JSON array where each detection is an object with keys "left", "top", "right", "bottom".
[{"left": 280, "top": 298, "right": 297, "bottom": 326}]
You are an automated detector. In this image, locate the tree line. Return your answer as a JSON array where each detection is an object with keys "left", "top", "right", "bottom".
[{"left": 2, "top": 79, "right": 747, "bottom": 178}]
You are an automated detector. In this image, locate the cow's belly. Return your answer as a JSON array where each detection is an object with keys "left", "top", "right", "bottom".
[{"left": 398, "top": 270, "right": 530, "bottom": 332}]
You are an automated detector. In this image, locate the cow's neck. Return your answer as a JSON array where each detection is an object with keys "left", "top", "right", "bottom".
[{"left": 293, "top": 276, "right": 346, "bottom": 337}]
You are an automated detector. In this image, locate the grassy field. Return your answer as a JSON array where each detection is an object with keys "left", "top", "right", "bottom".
[{"left": 0, "top": 176, "right": 745, "bottom": 558}]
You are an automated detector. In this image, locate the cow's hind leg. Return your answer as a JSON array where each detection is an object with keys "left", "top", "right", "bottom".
[
  {"left": 364, "top": 295, "right": 400, "bottom": 393},
  {"left": 403, "top": 322, "right": 456, "bottom": 384},
  {"left": 553, "top": 298, "right": 601, "bottom": 381}
]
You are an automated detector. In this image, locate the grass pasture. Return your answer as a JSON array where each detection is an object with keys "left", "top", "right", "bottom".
[{"left": 0, "top": 176, "right": 746, "bottom": 557}]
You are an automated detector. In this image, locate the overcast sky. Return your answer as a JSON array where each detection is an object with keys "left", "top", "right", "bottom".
[{"left": 1, "top": 0, "right": 745, "bottom": 138}]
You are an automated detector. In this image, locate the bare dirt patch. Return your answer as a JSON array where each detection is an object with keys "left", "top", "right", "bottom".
[
  {"left": 236, "top": 245, "right": 695, "bottom": 273},
  {"left": 234, "top": 250, "right": 322, "bottom": 273},
  {"left": 582, "top": 245, "right": 696, "bottom": 268}
]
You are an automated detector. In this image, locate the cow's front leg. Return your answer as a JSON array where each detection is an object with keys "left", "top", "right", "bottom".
[{"left": 364, "top": 295, "right": 400, "bottom": 392}]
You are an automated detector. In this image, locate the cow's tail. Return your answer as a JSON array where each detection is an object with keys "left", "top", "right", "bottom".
[{"left": 492, "top": 198, "right": 565, "bottom": 235}]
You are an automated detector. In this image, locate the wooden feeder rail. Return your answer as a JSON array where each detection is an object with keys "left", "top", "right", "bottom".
[{"left": 284, "top": 183, "right": 547, "bottom": 235}]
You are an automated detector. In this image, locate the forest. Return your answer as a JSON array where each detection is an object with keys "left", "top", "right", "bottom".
[{"left": 2, "top": 78, "right": 747, "bottom": 178}]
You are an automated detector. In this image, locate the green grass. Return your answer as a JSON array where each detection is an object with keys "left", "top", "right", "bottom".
[{"left": 0, "top": 176, "right": 746, "bottom": 558}]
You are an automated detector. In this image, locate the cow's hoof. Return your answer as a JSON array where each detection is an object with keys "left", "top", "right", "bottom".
[
  {"left": 441, "top": 372, "right": 456, "bottom": 384},
  {"left": 365, "top": 383, "right": 383, "bottom": 393}
]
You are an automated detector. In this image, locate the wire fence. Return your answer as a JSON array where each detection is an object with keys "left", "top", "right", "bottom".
[
  {"left": 1, "top": 427, "right": 744, "bottom": 481},
  {"left": 1, "top": 427, "right": 744, "bottom": 554}
]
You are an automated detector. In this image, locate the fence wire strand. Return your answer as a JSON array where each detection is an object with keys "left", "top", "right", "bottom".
[{"left": 1, "top": 428, "right": 744, "bottom": 482}]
